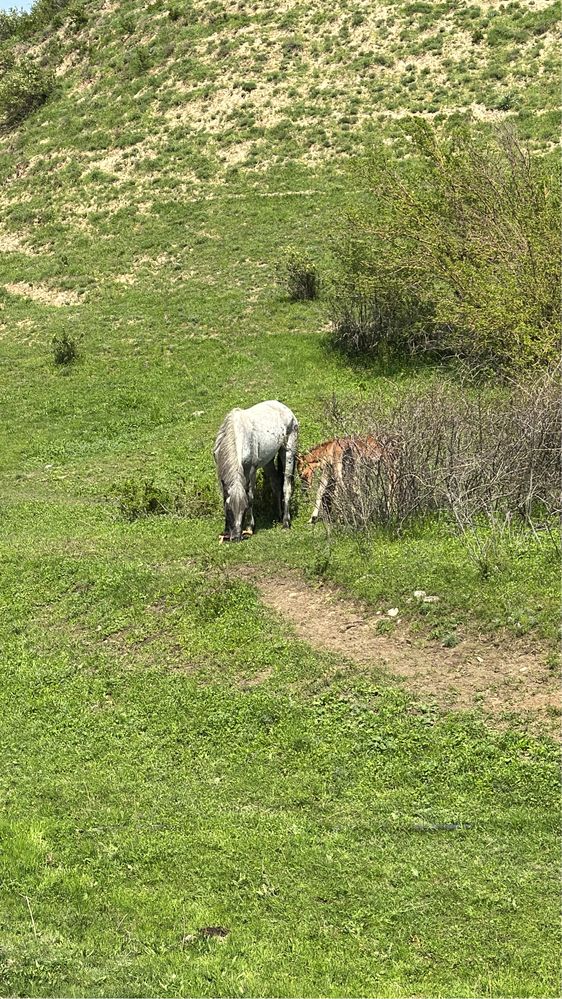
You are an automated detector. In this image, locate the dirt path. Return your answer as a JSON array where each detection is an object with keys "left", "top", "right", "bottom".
[{"left": 235, "top": 567, "right": 560, "bottom": 739}]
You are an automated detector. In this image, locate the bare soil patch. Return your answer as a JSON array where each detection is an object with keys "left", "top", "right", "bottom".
[
  {"left": 4, "top": 282, "right": 82, "bottom": 307},
  {"left": 0, "top": 230, "right": 36, "bottom": 255},
  {"left": 235, "top": 567, "right": 560, "bottom": 738}
]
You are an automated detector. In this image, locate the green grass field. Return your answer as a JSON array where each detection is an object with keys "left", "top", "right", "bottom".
[{"left": 0, "top": 1, "right": 560, "bottom": 996}]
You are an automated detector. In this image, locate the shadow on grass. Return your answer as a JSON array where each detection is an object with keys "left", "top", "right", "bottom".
[
  {"left": 323, "top": 335, "right": 445, "bottom": 381},
  {"left": 250, "top": 472, "right": 301, "bottom": 535}
]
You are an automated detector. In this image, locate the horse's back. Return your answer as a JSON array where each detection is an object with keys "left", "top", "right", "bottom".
[
  {"left": 244, "top": 399, "right": 298, "bottom": 429},
  {"left": 244, "top": 401, "right": 298, "bottom": 462},
  {"left": 217, "top": 400, "right": 298, "bottom": 472},
  {"left": 345, "top": 435, "right": 385, "bottom": 460},
  {"left": 298, "top": 435, "right": 387, "bottom": 485}
]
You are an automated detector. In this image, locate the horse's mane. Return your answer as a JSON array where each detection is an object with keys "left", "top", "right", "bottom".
[{"left": 214, "top": 410, "right": 245, "bottom": 494}]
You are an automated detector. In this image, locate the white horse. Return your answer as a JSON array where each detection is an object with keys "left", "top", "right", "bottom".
[{"left": 214, "top": 400, "right": 299, "bottom": 542}]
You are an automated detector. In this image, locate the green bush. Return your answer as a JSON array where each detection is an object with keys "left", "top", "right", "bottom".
[
  {"left": 111, "top": 477, "right": 216, "bottom": 521},
  {"left": 329, "top": 286, "right": 431, "bottom": 356},
  {"left": 52, "top": 332, "right": 78, "bottom": 366},
  {"left": 277, "top": 247, "right": 320, "bottom": 301},
  {"left": 125, "top": 46, "right": 152, "bottom": 77},
  {"left": 0, "top": 58, "right": 54, "bottom": 128},
  {"left": 0, "top": 1, "right": 82, "bottom": 41},
  {"left": 0, "top": 11, "right": 23, "bottom": 41},
  {"left": 332, "top": 122, "right": 560, "bottom": 371}
]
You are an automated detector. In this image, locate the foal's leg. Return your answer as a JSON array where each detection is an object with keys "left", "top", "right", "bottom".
[
  {"left": 310, "top": 464, "right": 332, "bottom": 523},
  {"left": 281, "top": 427, "right": 298, "bottom": 528},
  {"left": 333, "top": 445, "right": 348, "bottom": 513}
]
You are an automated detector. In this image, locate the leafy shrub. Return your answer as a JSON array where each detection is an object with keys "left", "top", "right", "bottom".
[
  {"left": 0, "top": 11, "right": 24, "bottom": 41},
  {"left": 52, "top": 332, "right": 78, "bottom": 366},
  {"left": 68, "top": 5, "right": 87, "bottom": 29},
  {"left": 0, "top": 0, "right": 82, "bottom": 41},
  {"left": 277, "top": 248, "right": 320, "bottom": 301},
  {"left": 111, "top": 477, "right": 216, "bottom": 521},
  {"left": 372, "top": 53, "right": 392, "bottom": 67},
  {"left": 0, "top": 58, "right": 54, "bottom": 128},
  {"left": 117, "top": 12, "right": 136, "bottom": 33},
  {"left": 332, "top": 122, "right": 560, "bottom": 371},
  {"left": 282, "top": 39, "right": 303, "bottom": 57}
]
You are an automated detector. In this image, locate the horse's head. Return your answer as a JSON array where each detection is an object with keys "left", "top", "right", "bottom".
[{"left": 223, "top": 480, "right": 248, "bottom": 542}]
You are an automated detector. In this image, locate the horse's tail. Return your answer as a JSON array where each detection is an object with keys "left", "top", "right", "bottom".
[{"left": 214, "top": 410, "right": 246, "bottom": 495}]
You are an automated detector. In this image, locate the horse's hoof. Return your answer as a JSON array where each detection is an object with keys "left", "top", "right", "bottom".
[
  {"left": 242, "top": 528, "right": 253, "bottom": 537},
  {"left": 309, "top": 516, "right": 318, "bottom": 525}
]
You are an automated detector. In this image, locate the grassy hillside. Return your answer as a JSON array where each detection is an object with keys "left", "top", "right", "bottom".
[
  {"left": 0, "top": 0, "right": 560, "bottom": 220},
  {"left": 0, "top": 1, "right": 560, "bottom": 996}
]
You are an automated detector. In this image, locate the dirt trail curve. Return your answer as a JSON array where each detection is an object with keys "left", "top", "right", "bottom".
[{"left": 234, "top": 567, "right": 560, "bottom": 739}]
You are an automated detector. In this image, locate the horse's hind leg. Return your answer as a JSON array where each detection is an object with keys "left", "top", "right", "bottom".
[
  {"left": 280, "top": 426, "right": 298, "bottom": 528},
  {"left": 245, "top": 466, "right": 256, "bottom": 535},
  {"left": 264, "top": 459, "right": 282, "bottom": 522},
  {"left": 220, "top": 480, "right": 230, "bottom": 537}
]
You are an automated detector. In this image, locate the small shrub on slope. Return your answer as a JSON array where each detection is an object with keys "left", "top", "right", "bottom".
[
  {"left": 329, "top": 286, "right": 432, "bottom": 357},
  {"left": 277, "top": 248, "right": 320, "bottom": 301},
  {"left": 0, "top": 0, "right": 82, "bottom": 40},
  {"left": 52, "top": 332, "right": 78, "bottom": 366}
]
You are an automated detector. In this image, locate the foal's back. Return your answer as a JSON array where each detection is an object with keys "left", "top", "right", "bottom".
[
  {"left": 297, "top": 438, "right": 343, "bottom": 487},
  {"left": 298, "top": 434, "right": 385, "bottom": 486}
]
